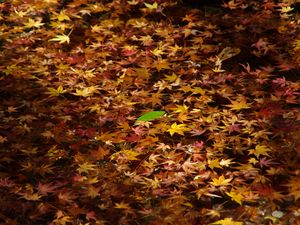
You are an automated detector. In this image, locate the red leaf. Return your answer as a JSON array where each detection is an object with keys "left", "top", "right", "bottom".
[{"left": 37, "top": 182, "right": 57, "bottom": 196}]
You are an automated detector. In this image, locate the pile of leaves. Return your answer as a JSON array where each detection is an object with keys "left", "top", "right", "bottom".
[{"left": 0, "top": 0, "right": 299, "bottom": 224}]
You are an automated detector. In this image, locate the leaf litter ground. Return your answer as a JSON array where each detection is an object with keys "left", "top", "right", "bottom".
[{"left": 0, "top": 0, "right": 299, "bottom": 224}]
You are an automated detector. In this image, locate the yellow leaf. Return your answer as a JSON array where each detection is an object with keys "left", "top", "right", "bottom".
[
  {"left": 172, "top": 104, "right": 189, "bottom": 114},
  {"left": 153, "top": 59, "right": 171, "bottom": 71},
  {"left": 21, "top": 192, "right": 42, "bottom": 201},
  {"left": 91, "top": 24, "right": 102, "bottom": 33},
  {"left": 115, "top": 201, "right": 131, "bottom": 209},
  {"left": 111, "top": 150, "right": 141, "bottom": 161},
  {"left": 278, "top": 6, "right": 294, "bottom": 14},
  {"left": 226, "top": 189, "right": 244, "bottom": 205},
  {"left": 134, "top": 68, "right": 151, "bottom": 79},
  {"left": 49, "top": 34, "right": 70, "bottom": 44},
  {"left": 168, "top": 44, "right": 182, "bottom": 54},
  {"left": 57, "top": 10, "right": 71, "bottom": 21},
  {"left": 208, "top": 159, "right": 222, "bottom": 170},
  {"left": 53, "top": 211, "right": 72, "bottom": 225},
  {"left": 151, "top": 47, "right": 165, "bottom": 57},
  {"left": 24, "top": 18, "right": 44, "bottom": 28},
  {"left": 249, "top": 145, "right": 271, "bottom": 158},
  {"left": 210, "top": 175, "right": 232, "bottom": 186},
  {"left": 211, "top": 217, "right": 243, "bottom": 225},
  {"left": 144, "top": 2, "right": 158, "bottom": 10},
  {"left": 205, "top": 209, "right": 221, "bottom": 218},
  {"left": 164, "top": 73, "right": 177, "bottom": 82},
  {"left": 127, "top": 0, "right": 139, "bottom": 5},
  {"left": 123, "top": 150, "right": 141, "bottom": 160},
  {"left": 46, "top": 86, "right": 66, "bottom": 97},
  {"left": 167, "top": 122, "right": 190, "bottom": 136},
  {"left": 143, "top": 176, "right": 161, "bottom": 189},
  {"left": 73, "top": 86, "right": 98, "bottom": 97},
  {"left": 77, "top": 162, "right": 96, "bottom": 174},
  {"left": 226, "top": 97, "right": 251, "bottom": 111},
  {"left": 293, "top": 39, "right": 300, "bottom": 51},
  {"left": 192, "top": 87, "right": 205, "bottom": 95},
  {"left": 179, "top": 85, "right": 193, "bottom": 93},
  {"left": 248, "top": 157, "right": 258, "bottom": 165}
]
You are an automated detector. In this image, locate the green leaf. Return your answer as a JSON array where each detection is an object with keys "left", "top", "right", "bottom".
[{"left": 137, "top": 111, "right": 165, "bottom": 121}]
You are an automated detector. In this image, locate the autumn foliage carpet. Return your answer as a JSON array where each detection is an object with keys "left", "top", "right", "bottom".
[{"left": 0, "top": 0, "right": 300, "bottom": 224}]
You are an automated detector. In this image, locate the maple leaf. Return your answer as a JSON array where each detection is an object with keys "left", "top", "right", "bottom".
[
  {"left": 139, "top": 35, "right": 153, "bottom": 46},
  {"left": 191, "top": 87, "right": 205, "bottom": 95},
  {"left": 151, "top": 47, "right": 165, "bottom": 57},
  {"left": 190, "top": 128, "right": 206, "bottom": 136},
  {"left": 37, "top": 182, "right": 57, "bottom": 196},
  {"left": 226, "top": 189, "right": 244, "bottom": 205},
  {"left": 258, "top": 157, "right": 277, "bottom": 168},
  {"left": 153, "top": 59, "right": 171, "bottom": 71},
  {"left": 226, "top": 97, "right": 251, "bottom": 111},
  {"left": 49, "top": 34, "right": 70, "bottom": 44},
  {"left": 0, "top": 178, "right": 15, "bottom": 187},
  {"left": 46, "top": 85, "right": 66, "bottom": 97},
  {"left": 164, "top": 73, "right": 178, "bottom": 82},
  {"left": 77, "top": 162, "right": 96, "bottom": 174},
  {"left": 144, "top": 2, "right": 158, "bottom": 11},
  {"left": 143, "top": 176, "right": 161, "bottom": 189},
  {"left": 86, "top": 185, "right": 101, "bottom": 199},
  {"left": 156, "top": 142, "right": 171, "bottom": 151},
  {"left": 150, "top": 92, "right": 163, "bottom": 106},
  {"left": 49, "top": 30, "right": 72, "bottom": 44},
  {"left": 179, "top": 85, "right": 193, "bottom": 93},
  {"left": 56, "top": 10, "right": 71, "bottom": 21},
  {"left": 211, "top": 217, "right": 243, "bottom": 225},
  {"left": 210, "top": 175, "right": 232, "bottom": 186},
  {"left": 58, "top": 190, "right": 76, "bottom": 204},
  {"left": 115, "top": 201, "right": 131, "bottom": 209},
  {"left": 168, "top": 44, "right": 182, "bottom": 55},
  {"left": 286, "top": 177, "right": 300, "bottom": 201},
  {"left": 217, "top": 47, "right": 240, "bottom": 62},
  {"left": 35, "top": 165, "right": 54, "bottom": 177},
  {"left": 167, "top": 122, "right": 190, "bottom": 136},
  {"left": 219, "top": 158, "right": 233, "bottom": 167},
  {"left": 73, "top": 86, "right": 98, "bottom": 97},
  {"left": 134, "top": 68, "right": 151, "bottom": 79},
  {"left": 278, "top": 6, "right": 294, "bottom": 14},
  {"left": 53, "top": 210, "right": 72, "bottom": 225},
  {"left": 0, "top": 135, "right": 7, "bottom": 143},
  {"left": 23, "top": 18, "right": 44, "bottom": 28},
  {"left": 249, "top": 145, "right": 271, "bottom": 158},
  {"left": 111, "top": 150, "right": 141, "bottom": 161},
  {"left": 127, "top": 0, "right": 139, "bottom": 5},
  {"left": 90, "top": 146, "right": 109, "bottom": 161},
  {"left": 20, "top": 192, "right": 42, "bottom": 201},
  {"left": 205, "top": 209, "right": 221, "bottom": 218},
  {"left": 289, "top": 189, "right": 300, "bottom": 201},
  {"left": 208, "top": 159, "right": 222, "bottom": 170},
  {"left": 172, "top": 104, "right": 189, "bottom": 114}
]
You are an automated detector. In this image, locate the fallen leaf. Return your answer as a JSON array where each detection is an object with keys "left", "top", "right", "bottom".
[{"left": 210, "top": 175, "right": 232, "bottom": 186}]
